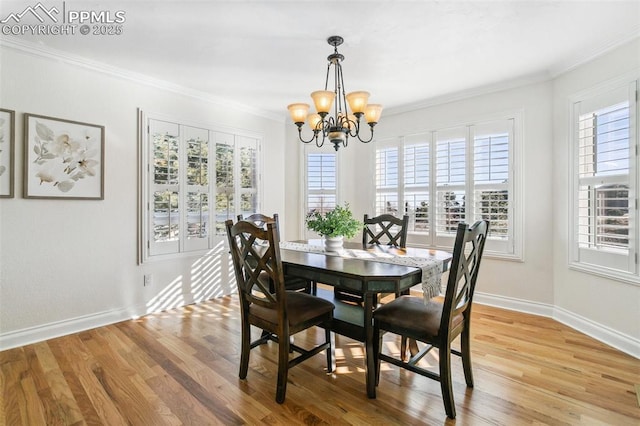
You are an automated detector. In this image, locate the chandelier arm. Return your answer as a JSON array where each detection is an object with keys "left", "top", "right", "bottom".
[
  {"left": 317, "top": 122, "right": 330, "bottom": 148},
  {"left": 296, "top": 126, "right": 319, "bottom": 144},
  {"left": 311, "top": 118, "right": 332, "bottom": 148},
  {"left": 354, "top": 124, "right": 376, "bottom": 144},
  {"left": 347, "top": 116, "right": 360, "bottom": 138},
  {"left": 316, "top": 133, "right": 326, "bottom": 148},
  {"left": 324, "top": 115, "right": 336, "bottom": 129}
]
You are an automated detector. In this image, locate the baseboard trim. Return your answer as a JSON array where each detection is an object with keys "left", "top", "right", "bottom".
[
  {"left": 0, "top": 291, "right": 228, "bottom": 351},
  {"left": 0, "top": 306, "right": 142, "bottom": 351},
  {"left": 474, "top": 292, "right": 555, "bottom": 317},
  {"left": 2, "top": 292, "right": 638, "bottom": 359},
  {"left": 475, "top": 292, "right": 639, "bottom": 359},
  {"left": 552, "top": 305, "right": 640, "bottom": 359}
]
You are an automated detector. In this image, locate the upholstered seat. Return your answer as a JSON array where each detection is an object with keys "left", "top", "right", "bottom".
[
  {"left": 372, "top": 296, "right": 463, "bottom": 341},
  {"left": 251, "top": 291, "right": 334, "bottom": 329}
]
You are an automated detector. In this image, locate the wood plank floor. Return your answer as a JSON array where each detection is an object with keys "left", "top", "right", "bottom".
[{"left": 2, "top": 294, "right": 639, "bottom": 425}]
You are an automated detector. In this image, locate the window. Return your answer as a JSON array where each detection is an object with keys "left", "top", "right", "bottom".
[
  {"left": 404, "top": 141, "right": 430, "bottom": 233},
  {"left": 435, "top": 129, "right": 466, "bottom": 243},
  {"left": 306, "top": 152, "right": 337, "bottom": 215},
  {"left": 304, "top": 149, "right": 337, "bottom": 237},
  {"left": 570, "top": 80, "right": 637, "bottom": 278},
  {"left": 141, "top": 115, "right": 261, "bottom": 260},
  {"left": 374, "top": 117, "right": 519, "bottom": 257},
  {"left": 214, "top": 133, "right": 260, "bottom": 235},
  {"left": 375, "top": 145, "right": 399, "bottom": 216}
]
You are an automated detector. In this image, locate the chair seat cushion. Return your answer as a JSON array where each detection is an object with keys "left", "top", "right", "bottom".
[
  {"left": 373, "top": 295, "right": 462, "bottom": 341},
  {"left": 251, "top": 291, "right": 334, "bottom": 327}
]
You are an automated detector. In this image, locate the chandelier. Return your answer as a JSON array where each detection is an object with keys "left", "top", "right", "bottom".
[{"left": 287, "top": 36, "right": 383, "bottom": 151}]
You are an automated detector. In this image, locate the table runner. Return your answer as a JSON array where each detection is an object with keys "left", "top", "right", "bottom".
[{"left": 280, "top": 241, "right": 443, "bottom": 299}]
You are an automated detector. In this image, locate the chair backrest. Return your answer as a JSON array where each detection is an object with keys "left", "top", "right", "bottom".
[
  {"left": 225, "top": 219, "right": 287, "bottom": 313},
  {"left": 440, "top": 220, "right": 489, "bottom": 332},
  {"left": 237, "top": 213, "right": 279, "bottom": 229},
  {"left": 362, "top": 214, "right": 409, "bottom": 247}
]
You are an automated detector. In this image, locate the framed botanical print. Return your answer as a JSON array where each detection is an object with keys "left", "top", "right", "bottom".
[
  {"left": 24, "top": 113, "right": 105, "bottom": 199},
  {"left": 0, "top": 108, "right": 15, "bottom": 198}
]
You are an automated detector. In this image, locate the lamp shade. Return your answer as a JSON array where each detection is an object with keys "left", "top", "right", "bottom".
[
  {"left": 307, "top": 113, "right": 322, "bottom": 131},
  {"left": 310, "top": 90, "right": 335, "bottom": 114},
  {"left": 364, "top": 104, "right": 383, "bottom": 124},
  {"left": 288, "top": 103, "right": 310, "bottom": 124},
  {"left": 346, "top": 91, "right": 370, "bottom": 114}
]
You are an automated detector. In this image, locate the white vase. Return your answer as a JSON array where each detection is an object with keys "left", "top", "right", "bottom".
[{"left": 324, "top": 236, "right": 344, "bottom": 252}]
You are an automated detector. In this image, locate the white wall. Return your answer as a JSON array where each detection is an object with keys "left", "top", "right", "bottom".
[
  {"left": 551, "top": 38, "right": 640, "bottom": 352},
  {"left": 0, "top": 45, "right": 285, "bottom": 349}
]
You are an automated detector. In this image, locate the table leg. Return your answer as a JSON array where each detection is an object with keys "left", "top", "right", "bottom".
[
  {"left": 409, "top": 338, "right": 420, "bottom": 357},
  {"left": 364, "top": 291, "right": 376, "bottom": 398}
]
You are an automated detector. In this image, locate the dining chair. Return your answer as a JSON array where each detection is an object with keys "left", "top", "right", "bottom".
[
  {"left": 335, "top": 213, "right": 410, "bottom": 304},
  {"left": 225, "top": 219, "right": 335, "bottom": 403},
  {"left": 238, "top": 213, "right": 314, "bottom": 294},
  {"left": 372, "top": 220, "right": 489, "bottom": 419},
  {"left": 362, "top": 213, "right": 409, "bottom": 247}
]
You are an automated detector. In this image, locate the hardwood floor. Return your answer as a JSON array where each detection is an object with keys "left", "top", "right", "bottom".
[{"left": 2, "top": 294, "right": 639, "bottom": 425}]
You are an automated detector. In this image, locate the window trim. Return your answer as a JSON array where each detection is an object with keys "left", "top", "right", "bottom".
[
  {"left": 568, "top": 75, "right": 639, "bottom": 284},
  {"left": 138, "top": 109, "right": 263, "bottom": 264}
]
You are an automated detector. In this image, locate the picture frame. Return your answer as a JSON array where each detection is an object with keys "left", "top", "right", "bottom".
[
  {"left": 0, "top": 108, "right": 15, "bottom": 198},
  {"left": 24, "top": 113, "right": 105, "bottom": 200}
]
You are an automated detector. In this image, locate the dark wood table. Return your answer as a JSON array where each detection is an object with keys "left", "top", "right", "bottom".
[{"left": 280, "top": 240, "right": 452, "bottom": 398}]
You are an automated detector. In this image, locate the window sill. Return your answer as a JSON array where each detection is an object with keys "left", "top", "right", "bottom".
[
  {"left": 141, "top": 240, "right": 228, "bottom": 264},
  {"left": 482, "top": 250, "right": 524, "bottom": 262},
  {"left": 405, "top": 241, "right": 523, "bottom": 262},
  {"left": 569, "top": 262, "right": 640, "bottom": 287}
]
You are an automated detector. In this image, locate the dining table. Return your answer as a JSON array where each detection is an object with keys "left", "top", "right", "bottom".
[{"left": 279, "top": 239, "right": 452, "bottom": 398}]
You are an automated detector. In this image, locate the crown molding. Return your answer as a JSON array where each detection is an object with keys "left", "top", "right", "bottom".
[
  {"left": 2, "top": 32, "right": 637, "bottom": 124},
  {"left": 0, "top": 36, "right": 285, "bottom": 123},
  {"left": 383, "top": 71, "right": 552, "bottom": 117},
  {"left": 549, "top": 32, "right": 640, "bottom": 78},
  {"left": 384, "top": 33, "right": 640, "bottom": 117}
]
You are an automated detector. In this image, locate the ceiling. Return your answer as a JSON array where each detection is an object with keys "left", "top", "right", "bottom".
[{"left": 1, "top": 1, "right": 639, "bottom": 119}]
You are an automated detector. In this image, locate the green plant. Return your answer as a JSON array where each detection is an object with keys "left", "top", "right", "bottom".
[{"left": 306, "top": 203, "right": 362, "bottom": 238}]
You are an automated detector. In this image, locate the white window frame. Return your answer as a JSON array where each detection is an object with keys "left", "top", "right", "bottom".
[
  {"left": 139, "top": 110, "right": 262, "bottom": 263},
  {"left": 404, "top": 135, "right": 431, "bottom": 235},
  {"left": 301, "top": 144, "right": 340, "bottom": 238},
  {"left": 373, "top": 114, "right": 522, "bottom": 260},
  {"left": 569, "top": 76, "right": 639, "bottom": 283},
  {"left": 374, "top": 139, "right": 402, "bottom": 218}
]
